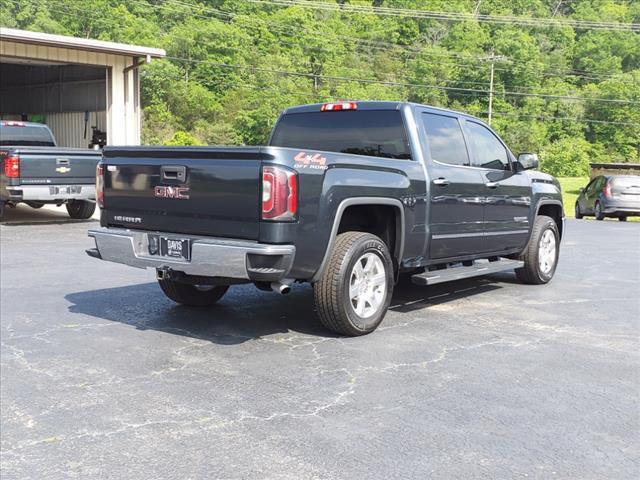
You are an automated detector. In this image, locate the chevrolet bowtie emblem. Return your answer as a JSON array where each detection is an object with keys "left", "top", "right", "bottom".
[{"left": 56, "top": 166, "right": 71, "bottom": 174}]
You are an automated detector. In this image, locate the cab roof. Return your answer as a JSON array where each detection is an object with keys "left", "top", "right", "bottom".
[{"left": 282, "top": 101, "right": 472, "bottom": 119}]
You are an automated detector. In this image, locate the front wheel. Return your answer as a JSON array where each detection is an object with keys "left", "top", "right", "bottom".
[
  {"left": 158, "top": 278, "right": 229, "bottom": 306},
  {"left": 66, "top": 200, "right": 96, "bottom": 219},
  {"left": 515, "top": 215, "right": 560, "bottom": 285},
  {"left": 619, "top": 216, "right": 627, "bottom": 222},
  {"left": 574, "top": 202, "right": 583, "bottom": 219},
  {"left": 594, "top": 201, "right": 605, "bottom": 221},
  {"left": 313, "top": 232, "right": 394, "bottom": 336}
]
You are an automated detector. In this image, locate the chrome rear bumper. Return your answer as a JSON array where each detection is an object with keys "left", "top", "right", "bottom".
[
  {"left": 87, "top": 227, "right": 295, "bottom": 281},
  {"left": 7, "top": 185, "right": 95, "bottom": 201}
]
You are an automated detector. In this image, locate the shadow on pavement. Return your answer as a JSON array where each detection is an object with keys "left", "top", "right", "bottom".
[
  {"left": 65, "top": 274, "right": 510, "bottom": 343},
  {"left": 0, "top": 204, "right": 98, "bottom": 226},
  {"left": 390, "top": 274, "right": 505, "bottom": 313},
  {"left": 66, "top": 282, "right": 331, "bottom": 344}
]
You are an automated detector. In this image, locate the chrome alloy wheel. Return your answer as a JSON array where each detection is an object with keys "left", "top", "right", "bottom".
[
  {"left": 349, "top": 252, "right": 387, "bottom": 318},
  {"left": 538, "top": 229, "right": 557, "bottom": 275}
]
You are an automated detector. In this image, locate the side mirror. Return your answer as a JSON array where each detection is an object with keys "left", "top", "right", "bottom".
[
  {"left": 517, "top": 153, "right": 539, "bottom": 170},
  {"left": 579, "top": 187, "right": 585, "bottom": 193}
]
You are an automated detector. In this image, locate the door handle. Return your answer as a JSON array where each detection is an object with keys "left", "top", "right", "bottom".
[
  {"left": 433, "top": 178, "right": 449, "bottom": 186},
  {"left": 485, "top": 181, "right": 500, "bottom": 188}
]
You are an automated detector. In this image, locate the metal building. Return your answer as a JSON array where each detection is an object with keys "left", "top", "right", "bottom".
[{"left": 0, "top": 27, "right": 166, "bottom": 148}]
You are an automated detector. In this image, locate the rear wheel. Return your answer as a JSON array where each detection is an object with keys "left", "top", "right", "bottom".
[
  {"left": 66, "top": 200, "right": 96, "bottom": 219},
  {"left": 26, "top": 202, "right": 44, "bottom": 209},
  {"left": 594, "top": 201, "right": 605, "bottom": 221},
  {"left": 515, "top": 215, "right": 559, "bottom": 285},
  {"left": 574, "top": 202, "right": 583, "bottom": 219},
  {"left": 158, "top": 278, "right": 229, "bottom": 306},
  {"left": 0, "top": 202, "right": 5, "bottom": 220},
  {"left": 619, "top": 216, "right": 627, "bottom": 222},
  {"left": 313, "top": 232, "right": 394, "bottom": 336}
]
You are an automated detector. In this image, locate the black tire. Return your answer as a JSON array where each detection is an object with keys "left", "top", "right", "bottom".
[
  {"left": 594, "top": 201, "right": 605, "bottom": 221},
  {"left": 26, "top": 201, "right": 44, "bottom": 209},
  {"left": 158, "top": 278, "right": 229, "bottom": 306},
  {"left": 515, "top": 215, "right": 560, "bottom": 285},
  {"left": 574, "top": 202, "right": 583, "bottom": 219},
  {"left": 313, "top": 232, "right": 394, "bottom": 336},
  {"left": 66, "top": 200, "right": 96, "bottom": 219},
  {"left": 0, "top": 202, "right": 5, "bottom": 220},
  {"left": 619, "top": 216, "right": 627, "bottom": 222}
]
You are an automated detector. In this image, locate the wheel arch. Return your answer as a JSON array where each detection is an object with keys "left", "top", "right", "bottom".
[
  {"left": 311, "top": 197, "right": 405, "bottom": 283},
  {"left": 536, "top": 200, "right": 564, "bottom": 240}
]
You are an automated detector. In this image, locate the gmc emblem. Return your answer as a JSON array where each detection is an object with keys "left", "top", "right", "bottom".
[{"left": 154, "top": 186, "right": 190, "bottom": 199}]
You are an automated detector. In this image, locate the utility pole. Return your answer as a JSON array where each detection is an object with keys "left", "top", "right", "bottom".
[
  {"left": 552, "top": 0, "right": 564, "bottom": 17},
  {"left": 479, "top": 52, "right": 506, "bottom": 126},
  {"left": 488, "top": 52, "right": 496, "bottom": 125}
]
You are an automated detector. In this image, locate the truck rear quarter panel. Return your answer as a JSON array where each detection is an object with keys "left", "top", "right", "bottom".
[{"left": 261, "top": 147, "right": 413, "bottom": 280}]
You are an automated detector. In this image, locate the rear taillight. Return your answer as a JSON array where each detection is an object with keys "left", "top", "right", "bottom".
[
  {"left": 262, "top": 165, "right": 297, "bottom": 221},
  {"left": 96, "top": 163, "right": 104, "bottom": 208},
  {"left": 321, "top": 102, "right": 358, "bottom": 111},
  {"left": 603, "top": 181, "right": 612, "bottom": 198},
  {"left": 4, "top": 155, "right": 20, "bottom": 178}
]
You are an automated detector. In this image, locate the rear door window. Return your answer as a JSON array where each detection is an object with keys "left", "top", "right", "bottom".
[
  {"left": 270, "top": 110, "right": 412, "bottom": 160},
  {"left": 421, "top": 113, "right": 470, "bottom": 167}
]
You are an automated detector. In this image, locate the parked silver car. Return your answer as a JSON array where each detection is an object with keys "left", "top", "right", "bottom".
[{"left": 575, "top": 175, "right": 640, "bottom": 221}]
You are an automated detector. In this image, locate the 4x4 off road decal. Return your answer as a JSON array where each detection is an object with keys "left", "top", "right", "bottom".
[{"left": 294, "top": 151, "right": 328, "bottom": 170}]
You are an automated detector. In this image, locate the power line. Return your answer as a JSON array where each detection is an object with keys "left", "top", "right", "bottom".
[
  {"left": 490, "top": 111, "right": 640, "bottom": 127},
  {"left": 156, "top": 0, "right": 638, "bottom": 80},
  {"left": 246, "top": 0, "right": 640, "bottom": 31},
  {"left": 142, "top": 69, "right": 640, "bottom": 127},
  {"left": 29, "top": 0, "right": 640, "bottom": 84},
  {"left": 166, "top": 55, "right": 640, "bottom": 105}
]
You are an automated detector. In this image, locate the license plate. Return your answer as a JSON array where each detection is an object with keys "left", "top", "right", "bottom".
[
  {"left": 50, "top": 186, "right": 81, "bottom": 195},
  {"left": 160, "top": 237, "right": 191, "bottom": 260}
]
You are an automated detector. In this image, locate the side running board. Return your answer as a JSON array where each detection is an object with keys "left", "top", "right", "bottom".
[{"left": 411, "top": 258, "right": 524, "bottom": 286}]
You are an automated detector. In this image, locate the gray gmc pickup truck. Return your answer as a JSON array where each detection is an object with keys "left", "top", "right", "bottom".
[
  {"left": 87, "top": 101, "right": 564, "bottom": 336},
  {"left": 0, "top": 121, "right": 100, "bottom": 219}
]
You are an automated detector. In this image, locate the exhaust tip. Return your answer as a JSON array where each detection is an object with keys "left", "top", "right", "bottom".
[{"left": 271, "top": 282, "right": 291, "bottom": 295}]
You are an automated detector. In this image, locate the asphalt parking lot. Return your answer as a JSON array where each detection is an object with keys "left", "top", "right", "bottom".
[{"left": 1, "top": 205, "right": 638, "bottom": 479}]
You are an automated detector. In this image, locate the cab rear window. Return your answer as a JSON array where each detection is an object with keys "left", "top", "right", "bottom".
[
  {"left": 0, "top": 125, "right": 55, "bottom": 146},
  {"left": 270, "top": 110, "right": 412, "bottom": 160}
]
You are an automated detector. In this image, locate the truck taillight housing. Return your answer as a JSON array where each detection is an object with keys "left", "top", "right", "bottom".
[
  {"left": 96, "top": 163, "right": 104, "bottom": 208},
  {"left": 4, "top": 155, "right": 20, "bottom": 178},
  {"left": 262, "top": 165, "right": 297, "bottom": 221},
  {"left": 603, "top": 181, "right": 612, "bottom": 198}
]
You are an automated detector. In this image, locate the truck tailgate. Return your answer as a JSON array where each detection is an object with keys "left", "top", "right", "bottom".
[
  {"left": 102, "top": 147, "right": 269, "bottom": 240},
  {"left": 16, "top": 148, "right": 100, "bottom": 184}
]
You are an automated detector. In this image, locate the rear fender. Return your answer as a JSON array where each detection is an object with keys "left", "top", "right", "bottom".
[{"left": 311, "top": 197, "right": 405, "bottom": 283}]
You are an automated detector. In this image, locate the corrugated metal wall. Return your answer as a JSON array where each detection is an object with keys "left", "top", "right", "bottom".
[
  {"left": 0, "top": 39, "right": 142, "bottom": 145},
  {"left": 46, "top": 111, "right": 107, "bottom": 148},
  {"left": 0, "top": 111, "right": 106, "bottom": 148}
]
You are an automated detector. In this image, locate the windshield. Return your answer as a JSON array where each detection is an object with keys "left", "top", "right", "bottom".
[
  {"left": 270, "top": 110, "right": 412, "bottom": 160},
  {"left": 0, "top": 124, "right": 56, "bottom": 147}
]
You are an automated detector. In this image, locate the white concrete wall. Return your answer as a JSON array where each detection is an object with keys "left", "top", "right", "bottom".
[{"left": 0, "top": 40, "right": 141, "bottom": 146}]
